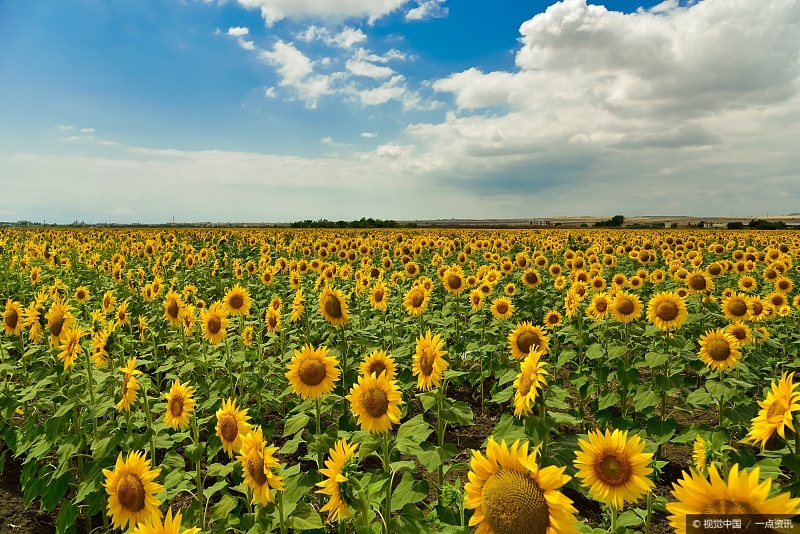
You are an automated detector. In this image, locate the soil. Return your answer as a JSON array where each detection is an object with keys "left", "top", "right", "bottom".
[{"left": 0, "top": 450, "right": 56, "bottom": 534}]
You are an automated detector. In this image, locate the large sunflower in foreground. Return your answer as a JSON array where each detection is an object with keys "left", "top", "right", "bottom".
[
  {"left": 698, "top": 329, "right": 741, "bottom": 372},
  {"left": 224, "top": 284, "right": 251, "bottom": 316},
  {"left": 573, "top": 428, "right": 654, "bottom": 509},
  {"left": 508, "top": 322, "right": 549, "bottom": 360},
  {"left": 237, "top": 426, "right": 284, "bottom": 505},
  {"left": 360, "top": 348, "right": 396, "bottom": 381},
  {"left": 646, "top": 292, "right": 688, "bottom": 331},
  {"left": 317, "top": 438, "right": 359, "bottom": 523},
  {"left": 216, "top": 398, "right": 251, "bottom": 458},
  {"left": 513, "top": 351, "right": 548, "bottom": 416},
  {"left": 285, "top": 344, "right": 340, "bottom": 400},
  {"left": 347, "top": 372, "right": 403, "bottom": 434},
  {"left": 667, "top": 464, "right": 800, "bottom": 534},
  {"left": 103, "top": 451, "right": 165, "bottom": 530},
  {"left": 412, "top": 330, "right": 448, "bottom": 391},
  {"left": 130, "top": 507, "right": 200, "bottom": 534},
  {"left": 319, "top": 285, "right": 350, "bottom": 326},
  {"left": 464, "top": 437, "right": 578, "bottom": 534},
  {"left": 201, "top": 302, "right": 229, "bottom": 345},
  {"left": 742, "top": 372, "right": 800, "bottom": 449},
  {"left": 163, "top": 379, "right": 196, "bottom": 431}
]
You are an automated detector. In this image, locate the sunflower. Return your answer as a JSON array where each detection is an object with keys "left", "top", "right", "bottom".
[
  {"left": 412, "top": 330, "right": 448, "bottom": 391},
  {"left": 116, "top": 301, "right": 130, "bottom": 327},
  {"left": 319, "top": 285, "right": 350, "bottom": 326},
  {"left": 237, "top": 426, "right": 284, "bottom": 505},
  {"left": 216, "top": 398, "right": 251, "bottom": 458},
  {"left": 265, "top": 308, "right": 282, "bottom": 333},
  {"left": 46, "top": 301, "right": 74, "bottom": 347},
  {"left": 224, "top": 285, "right": 251, "bottom": 316},
  {"left": 490, "top": 297, "right": 514, "bottom": 321},
  {"left": 766, "top": 291, "right": 787, "bottom": 310},
  {"left": 360, "top": 348, "right": 396, "bottom": 381},
  {"left": 698, "top": 329, "right": 742, "bottom": 372},
  {"left": 163, "top": 379, "right": 196, "bottom": 431},
  {"left": 403, "top": 286, "right": 430, "bottom": 316},
  {"left": 585, "top": 292, "right": 611, "bottom": 321},
  {"left": 285, "top": 344, "right": 340, "bottom": 400},
  {"left": 91, "top": 328, "right": 110, "bottom": 368},
  {"left": 470, "top": 289, "right": 484, "bottom": 311},
  {"left": 103, "top": 451, "right": 165, "bottom": 530},
  {"left": 544, "top": 310, "right": 562, "bottom": 329},
  {"left": 574, "top": 428, "right": 654, "bottom": 509},
  {"left": 102, "top": 290, "right": 116, "bottom": 314},
  {"left": 610, "top": 291, "right": 642, "bottom": 324},
  {"left": 201, "top": 302, "right": 229, "bottom": 345},
  {"left": 692, "top": 436, "right": 710, "bottom": 475},
  {"left": 721, "top": 292, "right": 751, "bottom": 323},
  {"left": 521, "top": 268, "right": 542, "bottom": 288},
  {"left": 162, "top": 291, "right": 185, "bottom": 327},
  {"left": 369, "top": 282, "right": 389, "bottom": 312},
  {"left": 346, "top": 372, "right": 403, "bottom": 434},
  {"left": 667, "top": 464, "right": 800, "bottom": 534},
  {"left": 30, "top": 266, "right": 41, "bottom": 285},
  {"left": 117, "top": 357, "right": 142, "bottom": 412},
  {"left": 129, "top": 507, "right": 200, "bottom": 534},
  {"left": 513, "top": 351, "right": 548, "bottom": 416},
  {"left": 724, "top": 322, "right": 752, "bottom": 345},
  {"left": 317, "top": 438, "right": 360, "bottom": 523},
  {"left": 508, "top": 322, "right": 549, "bottom": 360},
  {"left": 2, "top": 299, "right": 23, "bottom": 336},
  {"left": 742, "top": 372, "right": 800, "bottom": 449},
  {"left": 57, "top": 326, "right": 85, "bottom": 369},
  {"left": 775, "top": 276, "right": 793, "bottom": 293},
  {"left": 646, "top": 292, "right": 688, "bottom": 331},
  {"left": 464, "top": 437, "right": 577, "bottom": 534},
  {"left": 443, "top": 267, "right": 466, "bottom": 295},
  {"left": 291, "top": 289, "right": 304, "bottom": 323},
  {"left": 74, "top": 286, "right": 90, "bottom": 303}
]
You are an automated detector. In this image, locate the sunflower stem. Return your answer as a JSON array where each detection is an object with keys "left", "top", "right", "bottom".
[
  {"left": 609, "top": 503, "right": 618, "bottom": 533},
  {"left": 192, "top": 416, "right": 206, "bottom": 530},
  {"left": 436, "top": 394, "right": 445, "bottom": 508},
  {"left": 277, "top": 487, "right": 287, "bottom": 534},
  {"left": 315, "top": 398, "right": 324, "bottom": 469},
  {"left": 644, "top": 490, "right": 653, "bottom": 534},
  {"left": 151, "top": 330, "right": 161, "bottom": 390},
  {"left": 141, "top": 381, "right": 157, "bottom": 464},
  {"left": 82, "top": 348, "right": 99, "bottom": 443},
  {"left": 225, "top": 335, "right": 235, "bottom": 398},
  {"left": 124, "top": 408, "right": 133, "bottom": 444},
  {"left": 382, "top": 431, "right": 392, "bottom": 531},
  {"left": 338, "top": 326, "right": 349, "bottom": 416}
]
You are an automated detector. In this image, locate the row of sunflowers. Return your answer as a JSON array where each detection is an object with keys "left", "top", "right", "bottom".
[{"left": 1, "top": 228, "right": 800, "bottom": 534}]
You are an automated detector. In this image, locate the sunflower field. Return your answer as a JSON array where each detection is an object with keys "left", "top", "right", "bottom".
[{"left": 2, "top": 228, "right": 800, "bottom": 534}]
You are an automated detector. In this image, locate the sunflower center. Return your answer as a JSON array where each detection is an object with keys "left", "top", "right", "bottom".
[
  {"left": 268, "top": 315, "right": 278, "bottom": 329},
  {"left": 447, "top": 274, "right": 462, "bottom": 291},
  {"left": 368, "top": 361, "right": 387, "bottom": 378},
  {"left": 298, "top": 358, "right": 327, "bottom": 387},
  {"left": 49, "top": 313, "right": 65, "bottom": 337},
  {"left": 481, "top": 469, "right": 549, "bottom": 534},
  {"left": 246, "top": 450, "right": 268, "bottom": 485},
  {"left": 208, "top": 316, "right": 222, "bottom": 335},
  {"left": 230, "top": 295, "right": 243, "bottom": 310},
  {"left": 77, "top": 290, "right": 86, "bottom": 300},
  {"left": 518, "top": 372, "right": 533, "bottom": 398},
  {"left": 166, "top": 300, "right": 179, "bottom": 319},
  {"left": 525, "top": 273, "right": 538, "bottom": 285},
  {"left": 595, "top": 452, "right": 632, "bottom": 487},
  {"left": 410, "top": 290, "right": 424, "bottom": 308},
  {"left": 4, "top": 309, "right": 18, "bottom": 330},
  {"left": 374, "top": 289, "right": 384, "bottom": 302},
  {"left": 219, "top": 414, "right": 239, "bottom": 443},
  {"left": 616, "top": 299, "right": 634, "bottom": 316},
  {"left": 496, "top": 302, "right": 509, "bottom": 315},
  {"left": 701, "top": 500, "right": 758, "bottom": 515},
  {"left": 516, "top": 331, "right": 538, "bottom": 354},
  {"left": 707, "top": 339, "right": 731, "bottom": 361},
  {"left": 655, "top": 300, "right": 679, "bottom": 321},
  {"left": 324, "top": 294, "right": 343, "bottom": 319},
  {"left": 595, "top": 300, "right": 608, "bottom": 313},
  {"left": 729, "top": 328, "right": 746, "bottom": 341},
  {"left": 729, "top": 299, "right": 747, "bottom": 317},
  {"left": 117, "top": 473, "right": 146, "bottom": 513},
  {"left": 751, "top": 301, "right": 763, "bottom": 316},
  {"left": 169, "top": 395, "right": 184, "bottom": 417},
  {"left": 362, "top": 387, "right": 389, "bottom": 418},
  {"left": 766, "top": 401, "right": 787, "bottom": 420},
  {"left": 418, "top": 348, "right": 435, "bottom": 376}
]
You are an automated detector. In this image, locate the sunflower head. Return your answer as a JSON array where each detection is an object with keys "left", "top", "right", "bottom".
[
  {"left": 698, "top": 329, "right": 742, "bottom": 372},
  {"left": 164, "top": 379, "right": 196, "bottom": 430},
  {"left": 508, "top": 322, "right": 549, "bottom": 360},
  {"left": 319, "top": 286, "right": 350, "bottom": 326},
  {"left": 403, "top": 285, "right": 430, "bottom": 316},
  {"left": 237, "top": 426, "right": 285, "bottom": 505},
  {"left": 103, "top": 451, "right": 165, "bottom": 530},
  {"left": 346, "top": 372, "right": 404, "bottom": 434},
  {"left": 513, "top": 351, "right": 548, "bottom": 416},
  {"left": 216, "top": 398, "right": 251, "bottom": 458},
  {"left": 285, "top": 344, "right": 340, "bottom": 400},
  {"left": 129, "top": 507, "right": 200, "bottom": 534},
  {"left": 412, "top": 330, "right": 448, "bottom": 391},
  {"left": 201, "top": 302, "right": 230, "bottom": 345},
  {"left": 3, "top": 299, "right": 24, "bottom": 336},
  {"left": 224, "top": 285, "right": 251, "bottom": 316},
  {"left": 611, "top": 291, "right": 642, "bottom": 323},
  {"left": 742, "top": 372, "right": 800, "bottom": 449},
  {"left": 360, "top": 348, "right": 396, "bottom": 381},
  {"left": 316, "top": 439, "right": 360, "bottom": 523},
  {"left": 646, "top": 292, "right": 688, "bottom": 331},
  {"left": 490, "top": 297, "right": 514, "bottom": 321}
]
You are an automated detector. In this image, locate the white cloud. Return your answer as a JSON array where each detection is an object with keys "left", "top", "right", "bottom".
[
  {"left": 227, "top": 26, "right": 250, "bottom": 37},
  {"left": 361, "top": 132, "right": 377, "bottom": 138},
  {"left": 321, "top": 136, "right": 333, "bottom": 143},
  {"left": 346, "top": 59, "right": 394, "bottom": 78},
  {"left": 348, "top": 75, "right": 420, "bottom": 108},
  {"left": 264, "top": 87, "right": 277, "bottom": 97},
  {"left": 80, "top": 128, "right": 95, "bottom": 134},
  {"left": 405, "top": 0, "right": 448, "bottom": 21},
  {"left": 260, "top": 40, "right": 334, "bottom": 107},
  {"left": 231, "top": 0, "right": 408, "bottom": 25},
  {"left": 296, "top": 26, "right": 367, "bottom": 48}
]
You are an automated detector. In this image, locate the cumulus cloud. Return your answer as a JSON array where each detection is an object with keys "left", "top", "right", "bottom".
[
  {"left": 346, "top": 59, "right": 394, "bottom": 78},
  {"left": 361, "top": 132, "right": 377, "bottom": 138},
  {"left": 260, "top": 40, "right": 335, "bottom": 107},
  {"left": 406, "top": 0, "right": 448, "bottom": 21},
  {"left": 227, "top": 26, "right": 250, "bottom": 37},
  {"left": 295, "top": 25, "right": 367, "bottom": 48},
  {"left": 231, "top": 0, "right": 408, "bottom": 25}
]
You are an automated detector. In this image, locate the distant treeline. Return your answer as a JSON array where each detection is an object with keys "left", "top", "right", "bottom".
[
  {"left": 727, "top": 219, "right": 788, "bottom": 230},
  {"left": 594, "top": 215, "right": 625, "bottom": 228},
  {"left": 290, "top": 218, "right": 402, "bottom": 228}
]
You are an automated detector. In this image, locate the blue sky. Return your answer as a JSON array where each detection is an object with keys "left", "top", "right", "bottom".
[{"left": 1, "top": 0, "right": 799, "bottom": 223}]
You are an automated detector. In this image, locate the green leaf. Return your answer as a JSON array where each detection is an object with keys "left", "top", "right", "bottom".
[
  {"left": 440, "top": 400, "right": 474, "bottom": 427},
  {"left": 685, "top": 388, "right": 713, "bottom": 407},
  {"left": 203, "top": 479, "right": 229, "bottom": 500},
  {"left": 210, "top": 493, "right": 239, "bottom": 521},
  {"left": 283, "top": 412, "right": 310, "bottom": 435},
  {"left": 395, "top": 414, "right": 433, "bottom": 455},
  {"left": 279, "top": 432, "right": 304, "bottom": 455},
  {"left": 391, "top": 471, "right": 429, "bottom": 511},
  {"left": 207, "top": 462, "right": 235, "bottom": 478},
  {"left": 185, "top": 442, "right": 206, "bottom": 464},
  {"left": 646, "top": 417, "right": 677, "bottom": 444},
  {"left": 415, "top": 442, "right": 456, "bottom": 472},
  {"left": 644, "top": 352, "right": 669, "bottom": 368},
  {"left": 617, "top": 509, "right": 644, "bottom": 527},
  {"left": 286, "top": 501, "right": 324, "bottom": 530},
  {"left": 633, "top": 389, "right": 658, "bottom": 411},
  {"left": 41, "top": 473, "right": 71, "bottom": 511},
  {"left": 55, "top": 501, "right": 79, "bottom": 534},
  {"left": 597, "top": 391, "right": 620, "bottom": 411}
]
